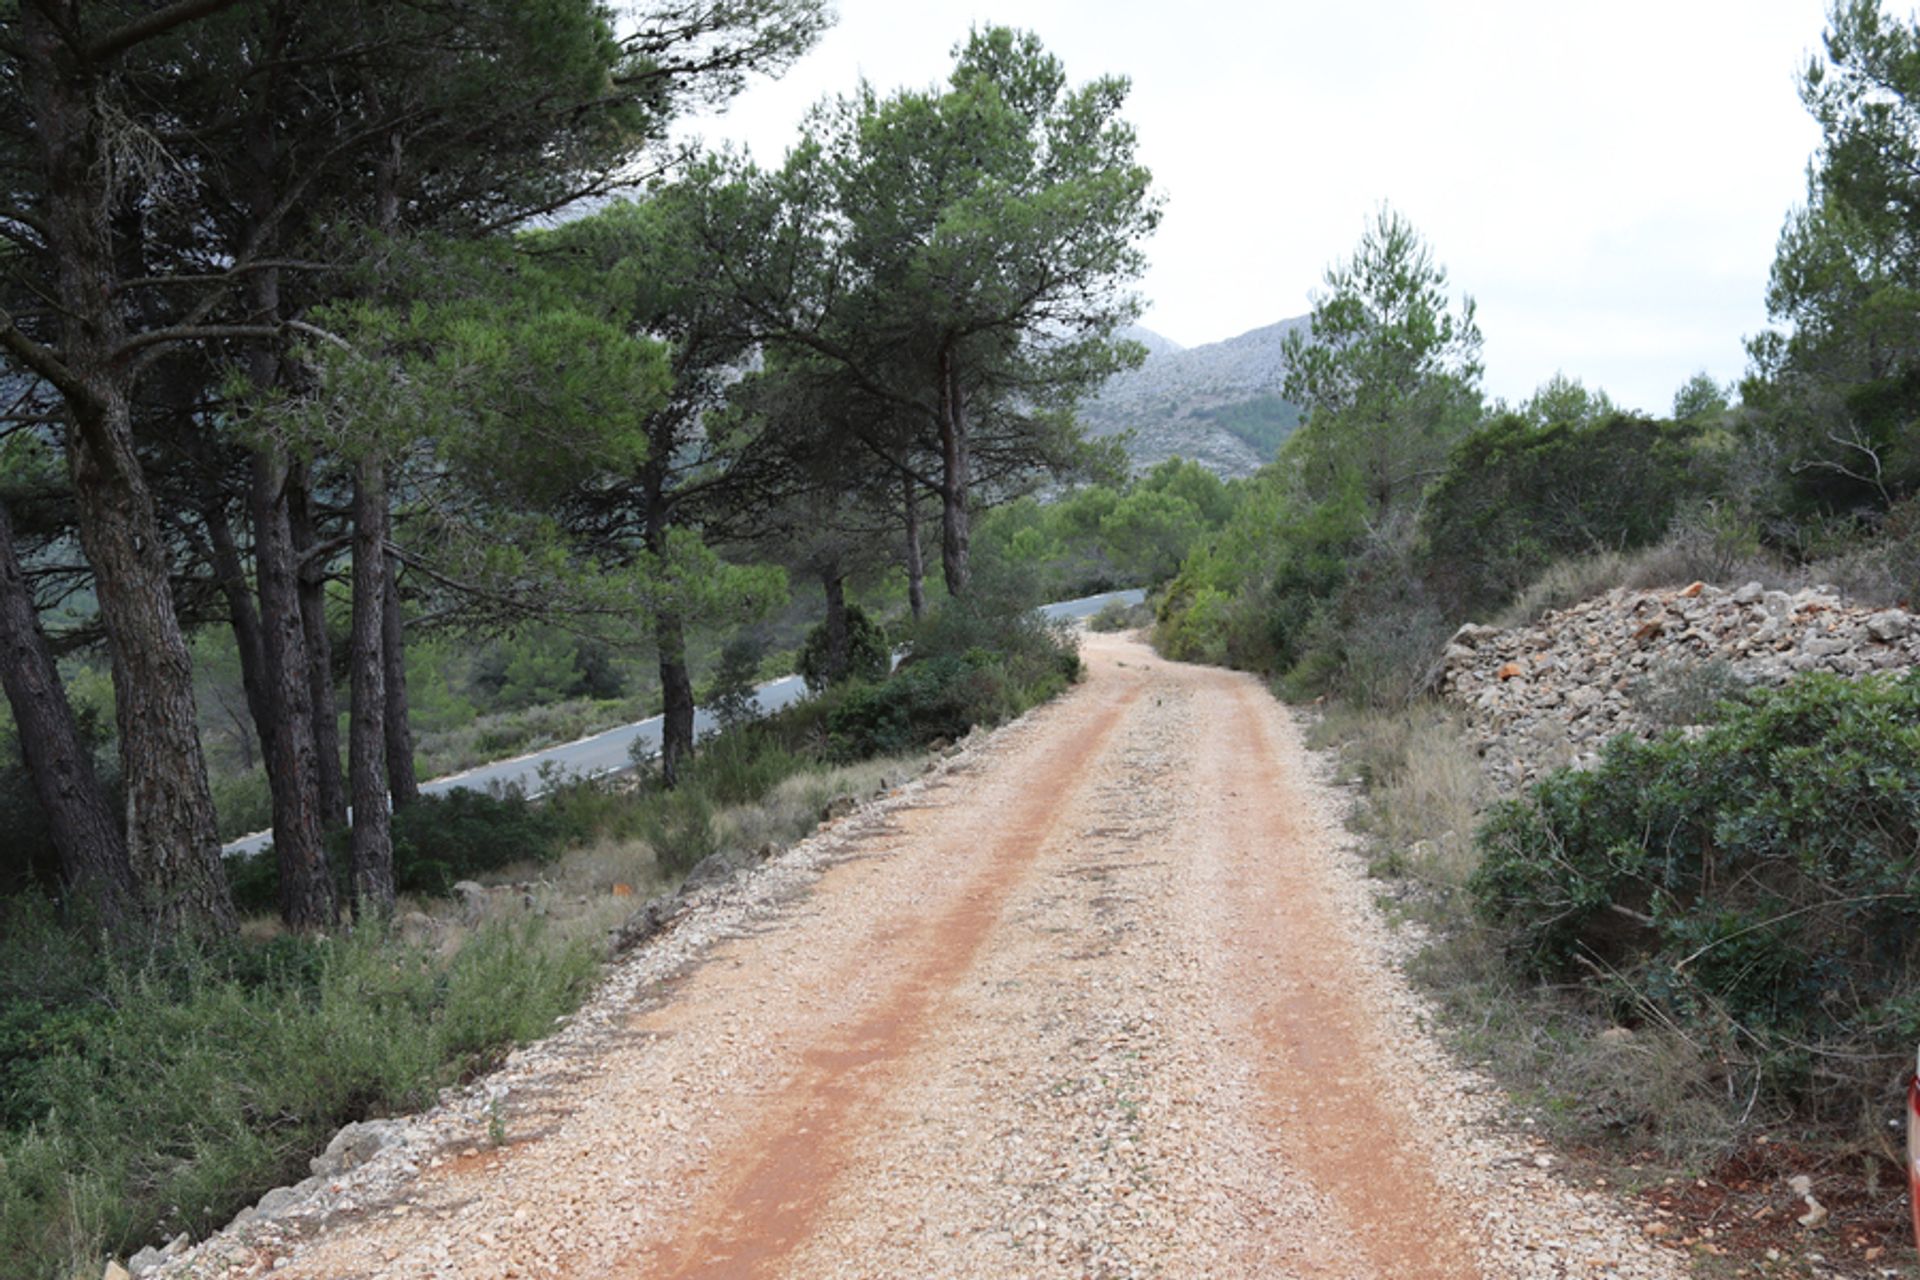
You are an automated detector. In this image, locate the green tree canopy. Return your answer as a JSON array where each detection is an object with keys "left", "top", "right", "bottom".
[{"left": 1279, "top": 207, "right": 1483, "bottom": 516}]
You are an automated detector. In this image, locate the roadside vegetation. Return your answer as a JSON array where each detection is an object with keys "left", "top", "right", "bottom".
[
  {"left": 0, "top": 597, "right": 1080, "bottom": 1277},
  {"left": 0, "top": 3, "right": 1139, "bottom": 1273},
  {"left": 6, "top": 0, "right": 1920, "bottom": 1275},
  {"left": 1130, "top": 2, "right": 1920, "bottom": 1264}
]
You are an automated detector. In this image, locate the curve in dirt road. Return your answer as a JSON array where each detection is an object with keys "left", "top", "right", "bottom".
[{"left": 174, "top": 631, "right": 1681, "bottom": 1280}]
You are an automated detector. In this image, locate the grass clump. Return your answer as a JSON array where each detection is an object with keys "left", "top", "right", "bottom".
[{"left": 1314, "top": 702, "right": 1485, "bottom": 895}]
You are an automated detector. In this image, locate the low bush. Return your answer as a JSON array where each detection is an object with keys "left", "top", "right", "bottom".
[
  {"left": 1086, "top": 598, "right": 1152, "bottom": 632},
  {"left": 1470, "top": 671, "right": 1920, "bottom": 1129},
  {"left": 824, "top": 654, "right": 997, "bottom": 760},
  {"left": 634, "top": 787, "right": 721, "bottom": 875},
  {"left": 209, "top": 770, "right": 274, "bottom": 843},
  {"left": 820, "top": 601, "right": 1081, "bottom": 761},
  {"left": 0, "top": 909, "right": 595, "bottom": 1280},
  {"left": 545, "top": 721, "right": 813, "bottom": 876},
  {"left": 224, "top": 789, "right": 575, "bottom": 912},
  {"left": 796, "top": 605, "right": 890, "bottom": 693}
]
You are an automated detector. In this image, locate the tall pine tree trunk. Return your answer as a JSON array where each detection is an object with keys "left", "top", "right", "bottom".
[
  {"left": 250, "top": 451, "right": 337, "bottom": 929},
  {"left": 381, "top": 556, "right": 421, "bottom": 809},
  {"left": 368, "top": 125, "right": 420, "bottom": 813},
  {"left": 202, "top": 505, "right": 270, "bottom": 762},
  {"left": 904, "top": 475, "right": 926, "bottom": 621},
  {"left": 348, "top": 457, "right": 395, "bottom": 918},
  {"left": 821, "top": 569, "right": 851, "bottom": 684},
  {"left": 0, "top": 500, "right": 134, "bottom": 925},
  {"left": 643, "top": 479, "right": 695, "bottom": 788},
  {"left": 937, "top": 346, "right": 972, "bottom": 597},
  {"left": 17, "top": 6, "right": 232, "bottom": 933},
  {"left": 656, "top": 610, "right": 695, "bottom": 789},
  {"left": 288, "top": 477, "right": 348, "bottom": 830}
]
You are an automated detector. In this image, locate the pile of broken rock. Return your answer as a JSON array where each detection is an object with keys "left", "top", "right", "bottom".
[{"left": 1435, "top": 580, "right": 1920, "bottom": 791}]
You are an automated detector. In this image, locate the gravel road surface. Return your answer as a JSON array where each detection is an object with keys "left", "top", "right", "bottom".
[{"left": 172, "top": 629, "right": 1681, "bottom": 1280}]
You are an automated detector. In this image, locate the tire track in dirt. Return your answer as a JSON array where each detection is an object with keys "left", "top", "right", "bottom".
[
  {"left": 639, "top": 676, "right": 1145, "bottom": 1278},
  {"left": 166, "top": 635, "right": 1688, "bottom": 1280},
  {"left": 1197, "top": 677, "right": 1483, "bottom": 1278}
]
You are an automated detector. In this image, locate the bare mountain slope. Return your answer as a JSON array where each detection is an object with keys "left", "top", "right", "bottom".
[{"left": 1084, "top": 317, "right": 1310, "bottom": 477}]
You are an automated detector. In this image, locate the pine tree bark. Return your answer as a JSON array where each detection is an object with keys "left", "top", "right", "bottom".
[
  {"left": 202, "top": 505, "right": 270, "bottom": 759},
  {"left": 251, "top": 451, "right": 337, "bottom": 929},
  {"left": 821, "top": 569, "right": 852, "bottom": 684},
  {"left": 0, "top": 500, "right": 134, "bottom": 925},
  {"left": 381, "top": 556, "right": 421, "bottom": 809},
  {"left": 348, "top": 456, "right": 395, "bottom": 918},
  {"left": 16, "top": 6, "right": 233, "bottom": 934},
  {"left": 656, "top": 610, "right": 695, "bottom": 790},
  {"left": 288, "top": 477, "right": 348, "bottom": 830},
  {"left": 937, "top": 346, "right": 972, "bottom": 597},
  {"left": 904, "top": 475, "right": 926, "bottom": 621},
  {"left": 642, "top": 476, "right": 696, "bottom": 788}
]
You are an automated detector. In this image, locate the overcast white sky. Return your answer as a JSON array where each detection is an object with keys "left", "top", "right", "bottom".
[{"left": 677, "top": 0, "right": 1836, "bottom": 414}]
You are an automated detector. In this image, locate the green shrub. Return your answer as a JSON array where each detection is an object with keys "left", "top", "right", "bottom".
[
  {"left": 820, "top": 601, "right": 1081, "bottom": 762},
  {"left": 1421, "top": 412, "right": 1720, "bottom": 614},
  {"left": 1086, "top": 599, "right": 1152, "bottom": 632},
  {"left": 386, "top": 789, "right": 573, "bottom": 896},
  {"left": 687, "top": 726, "right": 806, "bottom": 807},
  {"left": 223, "top": 788, "right": 575, "bottom": 913},
  {"left": 636, "top": 788, "right": 720, "bottom": 875},
  {"left": 538, "top": 723, "right": 808, "bottom": 876},
  {"left": 0, "top": 916, "right": 595, "bottom": 1279},
  {"left": 796, "top": 604, "right": 889, "bottom": 693},
  {"left": 1470, "top": 671, "right": 1920, "bottom": 1120}
]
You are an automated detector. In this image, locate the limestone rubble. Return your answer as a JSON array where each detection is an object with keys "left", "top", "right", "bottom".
[{"left": 1435, "top": 580, "right": 1920, "bottom": 791}]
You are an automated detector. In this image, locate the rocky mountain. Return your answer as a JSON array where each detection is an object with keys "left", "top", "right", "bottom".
[{"left": 1081, "top": 316, "right": 1311, "bottom": 478}]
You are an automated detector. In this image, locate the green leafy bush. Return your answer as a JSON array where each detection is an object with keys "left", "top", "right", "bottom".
[
  {"left": 1086, "top": 599, "right": 1152, "bottom": 632},
  {"left": 635, "top": 787, "right": 721, "bottom": 875},
  {"left": 1421, "top": 412, "right": 1719, "bottom": 614},
  {"left": 825, "top": 654, "right": 998, "bottom": 759},
  {"left": 823, "top": 602, "right": 1081, "bottom": 761},
  {"left": 1470, "top": 671, "right": 1920, "bottom": 1117},
  {"left": 796, "top": 604, "right": 889, "bottom": 693}
]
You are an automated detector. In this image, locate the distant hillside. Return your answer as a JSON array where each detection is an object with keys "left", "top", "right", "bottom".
[{"left": 1084, "top": 317, "right": 1310, "bottom": 477}]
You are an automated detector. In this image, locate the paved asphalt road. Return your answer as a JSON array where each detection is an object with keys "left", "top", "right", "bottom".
[{"left": 222, "top": 589, "right": 1147, "bottom": 857}]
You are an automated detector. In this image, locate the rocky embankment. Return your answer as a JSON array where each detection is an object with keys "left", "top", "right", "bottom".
[{"left": 1437, "top": 581, "right": 1920, "bottom": 790}]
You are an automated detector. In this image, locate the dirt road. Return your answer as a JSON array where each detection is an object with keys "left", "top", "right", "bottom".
[{"left": 179, "top": 634, "right": 1683, "bottom": 1279}]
